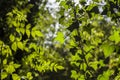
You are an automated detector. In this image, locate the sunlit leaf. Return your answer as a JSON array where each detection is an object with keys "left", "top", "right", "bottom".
[
  {"left": 1, "top": 72, "right": 8, "bottom": 80},
  {"left": 17, "top": 41, "right": 23, "bottom": 50},
  {"left": 20, "top": 28, "right": 25, "bottom": 35},
  {"left": 84, "top": 44, "right": 94, "bottom": 52},
  {"left": 31, "top": 31, "right": 35, "bottom": 38},
  {"left": 16, "top": 28, "right": 20, "bottom": 33},
  {"left": 85, "top": 53, "right": 92, "bottom": 62},
  {"left": 69, "top": 39, "right": 76, "bottom": 46},
  {"left": 54, "top": 32, "right": 64, "bottom": 44},
  {"left": 12, "top": 21, "right": 17, "bottom": 27},
  {"left": 57, "top": 66, "right": 64, "bottom": 70},
  {"left": 71, "top": 70, "right": 79, "bottom": 79},
  {"left": 16, "top": 37, "right": 22, "bottom": 41},
  {"left": 89, "top": 61, "right": 98, "bottom": 70},
  {"left": 26, "top": 29, "right": 30, "bottom": 38},
  {"left": 109, "top": 30, "right": 120, "bottom": 44},
  {"left": 14, "top": 63, "right": 21, "bottom": 68},
  {"left": 12, "top": 74, "right": 20, "bottom": 80},
  {"left": 11, "top": 42, "right": 17, "bottom": 52},
  {"left": 26, "top": 24, "right": 31, "bottom": 29},
  {"left": 50, "top": 63, "right": 55, "bottom": 71},
  {"left": 78, "top": 75, "right": 85, "bottom": 80},
  {"left": 27, "top": 72, "right": 33, "bottom": 80},
  {"left": 97, "top": 70, "right": 113, "bottom": 80},
  {"left": 35, "top": 31, "right": 43, "bottom": 37},
  {"left": 29, "top": 43, "right": 37, "bottom": 50},
  {"left": 3, "top": 59, "right": 7, "bottom": 65},
  {"left": 9, "top": 34, "right": 15, "bottom": 42},
  {"left": 86, "top": 4, "right": 97, "bottom": 11},
  {"left": 54, "top": 64, "right": 58, "bottom": 72},
  {"left": 101, "top": 43, "right": 115, "bottom": 58},
  {"left": 5, "top": 65, "right": 15, "bottom": 74},
  {"left": 60, "top": 1, "right": 66, "bottom": 6}
]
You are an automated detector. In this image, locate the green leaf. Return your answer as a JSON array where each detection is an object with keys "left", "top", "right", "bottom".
[
  {"left": 13, "top": 63, "right": 21, "bottom": 68},
  {"left": 20, "top": 28, "right": 25, "bottom": 35},
  {"left": 83, "top": 63, "right": 87, "bottom": 71},
  {"left": 16, "top": 28, "right": 20, "bottom": 33},
  {"left": 60, "top": 1, "right": 69, "bottom": 10},
  {"left": 57, "top": 66, "right": 64, "bottom": 70},
  {"left": 97, "top": 70, "right": 113, "bottom": 80},
  {"left": 5, "top": 65, "right": 15, "bottom": 74},
  {"left": 26, "top": 24, "right": 31, "bottom": 29},
  {"left": 31, "top": 31, "right": 35, "bottom": 38},
  {"left": 85, "top": 53, "right": 92, "bottom": 62},
  {"left": 99, "top": 60, "right": 105, "bottom": 67},
  {"left": 11, "top": 42, "right": 17, "bottom": 52},
  {"left": 54, "top": 32, "right": 65, "bottom": 44},
  {"left": 24, "top": 47, "right": 29, "bottom": 52},
  {"left": 78, "top": 75, "right": 85, "bottom": 80},
  {"left": 101, "top": 43, "right": 115, "bottom": 58},
  {"left": 35, "top": 31, "right": 43, "bottom": 37},
  {"left": 29, "top": 43, "right": 37, "bottom": 50},
  {"left": 32, "top": 27, "right": 37, "bottom": 31},
  {"left": 109, "top": 30, "right": 120, "bottom": 44},
  {"left": 17, "top": 41, "right": 23, "bottom": 50},
  {"left": 16, "top": 37, "right": 22, "bottom": 41},
  {"left": 26, "top": 29, "right": 30, "bottom": 38},
  {"left": 71, "top": 54, "right": 81, "bottom": 61},
  {"left": 3, "top": 59, "right": 7, "bottom": 65},
  {"left": 1, "top": 72, "right": 8, "bottom": 80},
  {"left": 89, "top": 61, "right": 98, "bottom": 70},
  {"left": 9, "top": 34, "right": 15, "bottom": 42},
  {"left": 27, "top": 72, "right": 32, "bottom": 77},
  {"left": 12, "top": 21, "right": 17, "bottom": 27},
  {"left": 86, "top": 4, "right": 97, "bottom": 11},
  {"left": 54, "top": 64, "right": 58, "bottom": 72},
  {"left": 71, "top": 70, "right": 79, "bottom": 79},
  {"left": 12, "top": 74, "right": 20, "bottom": 80},
  {"left": 69, "top": 39, "right": 76, "bottom": 46},
  {"left": 60, "top": 1, "right": 66, "bottom": 6},
  {"left": 84, "top": 44, "right": 94, "bottom": 52},
  {"left": 27, "top": 72, "right": 33, "bottom": 80},
  {"left": 50, "top": 63, "right": 55, "bottom": 71},
  {"left": 115, "top": 74, "right": 120, "bottom": 80}
]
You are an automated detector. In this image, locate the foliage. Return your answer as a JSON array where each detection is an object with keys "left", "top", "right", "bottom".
[
  {"left": 0, "top": 0, "right": 64, "bottom": 80},
  {"left": 0, "top": 0, "right": 120, "bottom": 80},
  {"left": 57, "top": 0, "right": 120, "bottom": 80}
]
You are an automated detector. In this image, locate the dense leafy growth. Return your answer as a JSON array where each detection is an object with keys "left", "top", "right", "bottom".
[{"left": 0, "top": 0, "right": 120, "bottom": 80}]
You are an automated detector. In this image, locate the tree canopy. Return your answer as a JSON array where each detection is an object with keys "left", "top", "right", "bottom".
[{"left": 0, "top": 0, "right": 120, "bottom": 80}]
